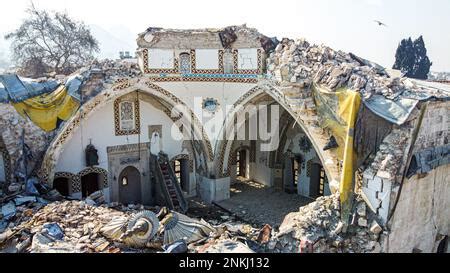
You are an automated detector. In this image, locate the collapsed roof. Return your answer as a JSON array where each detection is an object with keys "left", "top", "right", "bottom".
[{"left": 0, "top": 25, "right": 448, "bottom": 135}]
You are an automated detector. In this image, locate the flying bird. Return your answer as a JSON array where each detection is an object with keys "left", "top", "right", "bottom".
[{"left": 374, "top": 20, "right": 387, "bottom": 27}]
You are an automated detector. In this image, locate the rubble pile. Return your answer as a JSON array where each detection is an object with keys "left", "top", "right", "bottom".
[
  {"left": 364, "top": 126, "right": 412, "bottom": 183},
  {"left": 0, "top": 104, "right": 54, "bottom": 194},
  {"left": 0, "top": 193, "right": 266, "bottom": 253},
  {"left": 265, "top": 193, "right": 384, "bottom": 253},
  {"left": 266, "top": 38, "right": 447, "bottom": 100},
  {"left": 88, "top": 59, "right": 141, "bottom": 84},
  {"left": 0, "top": 197, "right": 156, "bottom": 253},
  {"left": 0, "top": 58, "right": 141, "bottom": 195}
]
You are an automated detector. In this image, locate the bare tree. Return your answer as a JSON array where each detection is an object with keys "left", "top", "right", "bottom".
[{"left": 5, "top": 3, "right": 99, "bottom": 77}]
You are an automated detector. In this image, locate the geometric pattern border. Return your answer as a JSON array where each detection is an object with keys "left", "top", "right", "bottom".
[
  {"left": 114, "top": 95, "right": 141, "bottom": 136},
  {"left": 233, "top": 48, "right": 263, "bottom": 75},
  {"left": 143, "top": 49, "right": 180, "bottom": 74},
  {"left": 191, "top": 49, "right": 225, "bottom": 74}
]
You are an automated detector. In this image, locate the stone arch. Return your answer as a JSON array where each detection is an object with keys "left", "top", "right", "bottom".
[
  {"left": 230, "top": 145, "right": 251, "bottom": 179},
  {"left": 40, "top": 79, "right": 213, "bottom": 184},
  {"left": 118, "top": 166, "right": 141, "bottom": 205},
  {"left": 53, "top": 172, "right": 76, "bottom": 196},
  {"left": 170, "top": 154, "right": 193, "bottom": 172},
  {"left": 268, "top": 110, "right": 296, "bottom": 168},
  {"left": 214, "top": 82, "right": 340, "bottom": 187},
  {"left": 78, "top": 166, "right": 108, "bottom": 197}
]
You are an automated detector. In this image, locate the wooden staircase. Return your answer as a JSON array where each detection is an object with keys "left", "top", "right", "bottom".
[{"left": 155, "top": 152, "right": 188, "bottom": 213}]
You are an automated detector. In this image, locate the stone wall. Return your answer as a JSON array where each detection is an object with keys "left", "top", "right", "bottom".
[
  {"left": 0, "top": 103, "right": 54, "bottom": 189},
  {"left": 386, "top": 164, "right": 449, "bottom": 253}
]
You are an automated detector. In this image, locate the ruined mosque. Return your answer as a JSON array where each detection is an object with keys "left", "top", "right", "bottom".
[{"left": 0, "top": 25, "right": 448, "bottom": 253}]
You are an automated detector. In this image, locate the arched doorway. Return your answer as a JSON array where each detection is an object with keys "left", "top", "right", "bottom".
[
  {"left": 172, "top": 159, "right": 189, "bottom": 192},
  {"left": 81, "top": 173, "right": 100, "bottom": 198},
  {"left": 289, "top": 155, "right": 302, "bottom": 194},
  {"left": 236, "top": 149, "right": 248, "bottom": 180},
  {"left": 53, "top": 177, "right": 70, "bottom": 196},
  {"left": 309, "top": 162, "right": 327, "bottom": 198},
  {"left": 118, "top": 166, "right": 141, "bottom": 205}
]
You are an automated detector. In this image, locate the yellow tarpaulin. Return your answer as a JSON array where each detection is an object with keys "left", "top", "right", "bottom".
[
  {"left": 313, "top": 84, "right": 361, "bottom": 222},
  {"left": 13, "top": 85, "right": 80, "bottom": 132}
]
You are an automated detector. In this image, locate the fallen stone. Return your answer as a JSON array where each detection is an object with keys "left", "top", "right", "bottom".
[
  {"left": 358, "top": 217, "right": 368, "bottom": 227},
  {"left": 202, "top": 240, "right": 255, "bottom": 253},
  {"left": 369, "top": 220, "right": 382, "bottom": 235},
  {"left": 332, "top": 221, "right": 344, "bottom": 236},
  {"left": 1, "top": 202, "right": 16, "bottom": 220},
  {"left": 356, "top": 202, "right": 366, "bottom": 217},
  {"left": 94, "top": 241, "right": 110, "bottom": 252},
  {"left": 30, "top": 233, "right": 76, "bottom": 253}
]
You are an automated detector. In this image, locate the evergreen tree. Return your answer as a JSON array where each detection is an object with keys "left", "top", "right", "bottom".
[{"left": 393, "top": 36, "right": 432, "bottom": 80}]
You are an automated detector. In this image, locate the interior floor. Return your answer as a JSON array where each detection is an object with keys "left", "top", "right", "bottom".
[{"left": 215, "top": 180, "right": 313, "bottom": 228}]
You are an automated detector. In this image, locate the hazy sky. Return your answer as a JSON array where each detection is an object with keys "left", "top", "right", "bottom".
[{"left": 1, "top": 0, "right": 449, "bottom": 71}]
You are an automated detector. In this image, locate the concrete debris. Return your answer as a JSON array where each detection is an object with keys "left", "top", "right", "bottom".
[
  {"left": 1, "top": 202, "right": 16, "bottom": 220},
  {"left": 358, "top": 217, "right": 368, "bottom": 227},
  {"left": 356, "top": 202, "right": 367, "bottom": 217},
  {"left": 199, "top": 239, "right": 255, "bottom": 253},
  {"left": 266, "top": 38, "right": 448, "bottom": 115},
  {"left": 265, "top": 193, "right": 383, "bottom": 253},
  {"left": 85, "top": 190, "right": 105, "bottom": 206},
  {"left": 369, "top": 220, "right": 383, "bottom": 235},
  {"left": 0, "top": 197, "right": 268, "bottom": 253}
]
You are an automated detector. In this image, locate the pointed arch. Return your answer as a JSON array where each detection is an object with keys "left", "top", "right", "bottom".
[{"left": 40, "top": 78, "right": 213, "bottom": 185}]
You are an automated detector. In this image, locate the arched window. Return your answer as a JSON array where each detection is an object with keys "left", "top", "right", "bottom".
[
  {"left": 119, "top": 101, "right": 135, "bottom": 131},
  {"left": 53, "top": 177, "right": 70, "bottom": 196},
  {"left": 114, "top": 97, "right": 140, "bottom": 136},
  {"left": 179, "top": 53, "right": 191, "bottom": 74},
  {"left": 223, "top": 49, "right": 234, "bottom": 74}
]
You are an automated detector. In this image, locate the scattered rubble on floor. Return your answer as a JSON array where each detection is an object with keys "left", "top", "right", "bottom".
[
  {"left": 1, "top": 187, "right": 387, "bottom": 253},
  {"left": 264, "top": 192, "right": 384, "bottom": 253},
  {"left": 0, "top": 190, "right": 266, "bottom": 253}
]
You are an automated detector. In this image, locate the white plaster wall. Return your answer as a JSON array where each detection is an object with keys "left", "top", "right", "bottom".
[
  {"left": 237, "top": 48, "right": 258, "bottom": 70},
  {"left": 0, "top": 153, "right": 5, "bottom": 182},
  {"left": 56, "top": 99, "right": 185, "bottom": 174},
  {"left": 282, "top": 129, "right": 323, "bottom": 197},
  {"left": 198, "top": 176, "right": 230, "bottom": 203},
  {"left": 253, "top": 148, "right": 272, "bottom": 186},
  {"left": 148, "top": 49, "right": 175, "bottom": 69},
  {"left": 195, "top": 49, "right": 219, "bottom": 70},
  {"left": 155, "top": 82, "right": 256, "bottom": 151},
  {"left": 387, "top": 164, "right": 450, "bottom": 253}
]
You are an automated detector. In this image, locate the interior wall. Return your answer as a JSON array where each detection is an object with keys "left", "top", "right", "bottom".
[
  {"left": 281, "top": 124, "right": 329, "bottom": 197},
  {"left": 155, "top": 82, "right": 256, "bottom": 151},
  {"left": 56, "top": 98, "right": 185, "bottom": 177}
]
